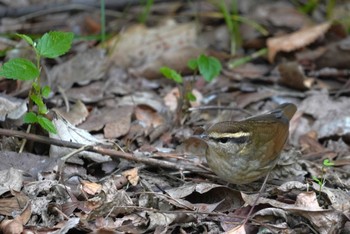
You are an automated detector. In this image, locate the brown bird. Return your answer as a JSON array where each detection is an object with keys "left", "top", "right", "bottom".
[{"left": 200, "top": 103, "right": 297, "bottom": 184}]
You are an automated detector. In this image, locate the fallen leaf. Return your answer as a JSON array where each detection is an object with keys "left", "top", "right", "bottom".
[
  {"left": 0, "top": 93, "right": 27, "bottom": 121},
  {"left": 50, "top": 48, "right": 108, "bottom": 90},
  {"left": 267, "top": 22, "right": 331, "bottom": 62},
  {"left": 135, "top": 105, "right": 164, "bottom": 128},
  {"left": 0, "top": 168, "right": 22, "bottom": 196},
  {"left": 81, "top": 180, "right": 102, "bottom": 195},
  {"left": 52, "top": 100, "right": 89, "bottom": 126},
  {"left": 50, "top": 111, "right": 111, "bottom": 163},
  {"left": 107, "top": 20, "right": 202, "bottom": 79},
  {"left": 122, "top": 168, "right": 139, "bottom": 186}
]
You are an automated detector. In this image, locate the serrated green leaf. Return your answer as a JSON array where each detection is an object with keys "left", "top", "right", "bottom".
[
  {"left": 30, "top": 94, "right": 48, "bottom": 114},
  {"left": 197, "top": 54, "right": 222, "bottom": 82},
  {"left": 23, "top": 112, "right": 38, "bottom": 124},
  {"left": 36, "top": 31, "right": 74, "bottom": 58},
  {"left": 42, "top": 85, "right": 51, "bottom": 98},
  {"left": 159, "top": 67, "right": 183, "bottom": 84},
  {"left": 187, "top": 59, "right": 198, "bottom": 70},
  {"left": 37, "top": 115, "right": 57, "bottom": 134},
  {"left": 16, "top": 33, "right": 34, "bottom": 46},
  {"left": 0, "top": 58, "right": 39, "bottom": 80}
]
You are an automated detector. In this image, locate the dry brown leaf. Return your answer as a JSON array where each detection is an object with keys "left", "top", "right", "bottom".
[
  {"left": 53, "top": 100, "right": 89, "bottom": 126},
  {"left": 278, "top": 61, "right": 312, "bottom": 90},
  {"left": 103, "top": 106, "right": 133, "bottom": 139},
  {"left": 226, "top": 224, "right": 246, "bottom": 234},
  {"left": 65, "top": 81, "right": 105, "bottom": 103},
  {"left": 0, "top": 93, "right": 27, "bottom": 121},
  {"left": 166, "top": 183, "right": 243, "bottom": 212},
  {"left": 0, "top": 218, "right": 23, "bottom": 234},
  {"left": 267, "top": 22, "right": 331, "bottom": 62},
  {"left": 107, "top": 20, "right": 202, "bottom": 78},
  {"left": 81, "top": 180, "right": 102, "bottom": 195},
  {"left": 135, "top": 105, "right": 164, "bottom": 128},
  {"left": 119, "top": 92, "right": 164, "bottom": 112},
  {"left": 50, "top": 48, "right": 108, "bottom": 90},
  {"left": 122, "top": 168, "right": 139, "bottom": 186},
  {"left": 0, "top": 168, "right": 22, "bottom": 196},
  {"left": 163, "top": 87, "right": 180, "bottom": 112},
  {"left": 50, "top": 111, "right": 111, "bottom": 163},
  {"left": 108, "top": 20, "right": 197, "bottom": 67},
  {"left": 244, "top": 190, "right": 347, "bottom": 233},
  {"left": 298, "top": 93, "right": 350, "bottom": 138}
]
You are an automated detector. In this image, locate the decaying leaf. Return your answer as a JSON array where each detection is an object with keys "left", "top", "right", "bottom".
[
  {"left": 298, "top": 93, "right": 350, "bottom": 138},
  {"left": 104, "top": 106, "right": 133, "bottom": 139},
  {"left": 107, "top": 20, "right": 202, "bottom": 78},
  {"left": 0, "top": 93, "right": 27, "bottom": 121},
  {"left": 65, "top": 81, "right": 105, "bottom": 103},
  {"left": 135, "top": 105, "right": 164, "bottom": 128},
  {"left": 278, "top": 61, "right": 313, "bottom": 90},
  {"left": 0, "top": 168, "right": 22, "bottom": 196},
  {"left": 81, "top": 180, "right": 102, "bottom": 195},
  {"left": 50, "top": 111, "right": 111, "bottom": 163},
  {"left": 244, "top": 188, "right": 347, "bottom": 233},
  {"left": 165, "top": 183, "right": 243, "bottom": 212},
  {"left": 52, "top": 100, "right": 89, "bottom": 126},
  {"left": 267, "top": 22, "right": 331, "bottom": 62},
  {"left": 122, "top": 168, "right": 139, "bottom": 186},
  {"left": 50, "top": 48, "right": 108, "bottom": 90}
]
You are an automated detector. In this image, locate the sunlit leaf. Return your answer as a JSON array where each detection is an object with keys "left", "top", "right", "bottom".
[
  {"left": 36, "top": 31, "right": 74, "bottom": 58},
  {"left": 37, "top": 116, "right": 57, "bottom": 134},
  {"left": 0, "top": 58, "right": 39, "bottom": 80}
]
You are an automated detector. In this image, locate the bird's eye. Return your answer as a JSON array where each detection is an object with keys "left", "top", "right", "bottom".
[{"left": 218, "top": 138, "right": 228, "bottom": 143}]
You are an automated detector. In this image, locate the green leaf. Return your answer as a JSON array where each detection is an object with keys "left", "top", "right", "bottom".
[
  {"left": 36, "top": 31, "right": 74, "bottom": 58},
  {"left": 23, "top": 112, "right": 38, "bottom": 124},
  {"left": 0, "top": 58, "right": 39, "bottom": 80},
  {"left": 186, "top": 92, "right": 196, "bottom": 101},
  {"left": 323, "top": 159, "right": 334, "bottom": 167},
  {"left": 42, "top": 85, "right": 51, "bottom": 98},
  {"left": 187, "top": 58, "right": 198, "bottom": 70},
  {"left": 16, "top": 33, "right": 34, "bottom": 46},
  {"left": 197, "top": 54, "right": 222, "bottom": 82},
  {"left": 37, "top": 115, "right": 57, "bottom": 134},
  {"left": 32, "top": 82, "right": 40, "bottom": 93},
  {"left": 312, "top": 176, "right": 321, "bottom": 185},
  {"left": 159, "top": 67, "right": 183, "bottom": 84},
  {"left": 30, "top": 94, "right": 48, "bottom": 114}
]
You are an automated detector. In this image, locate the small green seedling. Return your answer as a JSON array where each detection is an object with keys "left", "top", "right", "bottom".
[
  {"left": 312, "top": 159, "right": 335, "bottom": 195},
  {"left": 160, "top": 54, "right": 222, "bottom": 125},
  {"left": 187, "top": 54, "right": 222, "bottom": 82},
  {"left": 159, "top": 66, "right": 196, "bottom": 105},
  {"left": 0, "top": 31, "right": 74, "bottom": 133},
  {"left": 160, "top": 54, "right": 222, "bottom": 101}
]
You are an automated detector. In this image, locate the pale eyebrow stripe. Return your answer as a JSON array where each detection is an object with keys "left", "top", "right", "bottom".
[{"left": 209, "top": 131, "right": 251, "bottom": 139}]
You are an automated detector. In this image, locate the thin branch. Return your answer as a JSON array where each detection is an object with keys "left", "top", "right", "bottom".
[{"left": 0, "top": 128, "right": 207, "bottom": 174}]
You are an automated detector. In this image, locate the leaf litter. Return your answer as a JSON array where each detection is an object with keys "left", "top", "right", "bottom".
[{"left": 0, "top": 0, "right": 350, "bottom": 233}]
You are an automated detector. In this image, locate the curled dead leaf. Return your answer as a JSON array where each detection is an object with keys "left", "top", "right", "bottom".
[
  {"left": 122, "top": 168, "right": 139, "bottom": 186},
  {"left": 267, "top": 22, "right": 331, "bottom": 62}
]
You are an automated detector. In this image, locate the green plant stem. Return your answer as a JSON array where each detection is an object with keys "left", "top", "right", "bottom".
[
  {"left": 230, "top": 0, "right": 240, "bottom": 54},
  {"left": 234, "top": 15, "right": 268, "bottom": 36},
  {"left": 218, "top": 0, "right": 237, "bottom": 55},
  {"left": 326, "top": 0, "right": 335, "bottom": 20},
  {"left": 228, "top": 48, "right": 267, "bottom": 69},
  {"left": 139, "top": 0, "right": 154, "bottom": 24}
]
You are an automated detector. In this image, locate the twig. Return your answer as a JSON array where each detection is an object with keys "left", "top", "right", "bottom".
[{"left": 0, "top": 128, "right": 207, "bottom": 173}]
